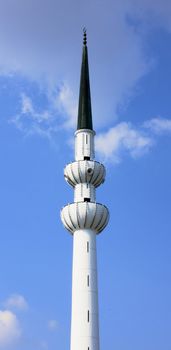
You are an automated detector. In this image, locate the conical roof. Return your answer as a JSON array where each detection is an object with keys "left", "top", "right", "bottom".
[{"left": 77, "top": 30, "right": 93, "bottom": 130}]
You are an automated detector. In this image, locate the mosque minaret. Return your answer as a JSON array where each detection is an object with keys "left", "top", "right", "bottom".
[{"left": 61, "top": 30, "right": 109, "bottom": 350}]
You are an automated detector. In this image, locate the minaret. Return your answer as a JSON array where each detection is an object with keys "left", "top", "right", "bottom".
[{"left": 61, "top": 30, "right": 109, "bottom": 350}]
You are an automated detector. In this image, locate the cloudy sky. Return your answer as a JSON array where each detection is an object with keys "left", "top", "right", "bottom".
[{"left": 0, "top": 0, "right": 171, "bottom": 349}]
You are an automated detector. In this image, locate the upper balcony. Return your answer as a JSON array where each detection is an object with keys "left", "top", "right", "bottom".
[{"left": 64, "top": 160, "right": 106, "bottom": 188}]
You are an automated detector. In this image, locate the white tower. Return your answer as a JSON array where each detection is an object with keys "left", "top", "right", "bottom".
[{"left": 61, "top": 30, "right": 109, "bottom": 350}]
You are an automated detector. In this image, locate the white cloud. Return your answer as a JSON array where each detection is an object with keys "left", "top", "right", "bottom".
[
  {"left": 144, "top": 117, "right": 171, "bottom": 134},
  {"left": 10, "top": 93, "right": 57, "bottom": 138},
  {"left": 4, "top": 294, "right": 28, "bottom": 311},
  {"left": 9, "top": 87, "right": 78, "bottom": 137},
  {"left": 11, "top": 93, "right": 171, "bottom": 164},
  {"left": 10, "top": 92, "right": 171, "bottom": 164},
  {"left": 0, "top": 0, "right": 158, "bottom": 127},
  {"left": 2, "top": 0, "right": 171, "bottom": 132},
  {"left": 20, "top": 93, "right": 52, "bottom": 124},
  {"left": 47, "top": 319, "right": 58, "bottom": 331},
  {"left": 0, "top": 310, "right": 21, "bottom": 348},
  {"left": 56, "top": 83, "right": 77, "bottom": 128},
  {"left": 21, "top": 94, "right": 34, "bottom": 115},
  {"left": 95, "top": 117, "right": 171, "bottom": 163},
  {"left": 96, "top": 122, "right": 153, "bottom": 163}
]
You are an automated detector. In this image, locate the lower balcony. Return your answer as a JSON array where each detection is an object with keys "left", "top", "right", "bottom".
[{"left": 61, "top": 202, "right": 109, "bottom": 234}]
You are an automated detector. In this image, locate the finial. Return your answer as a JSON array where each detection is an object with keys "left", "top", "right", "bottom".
[{"left": 83, "top": 27, "right": 87, "bottom": 46}]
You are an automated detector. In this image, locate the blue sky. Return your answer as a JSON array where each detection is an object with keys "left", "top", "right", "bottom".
[{"left": 0, "top": 1, "right": 171, "bottom": 349}]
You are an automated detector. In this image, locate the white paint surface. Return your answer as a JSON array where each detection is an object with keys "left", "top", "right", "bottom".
[
  {"left": 70, "top": 229, "right": 99, "bottom": 350},
  {"left": 75, "top": 129, "right": 95, "bottom": 161}
]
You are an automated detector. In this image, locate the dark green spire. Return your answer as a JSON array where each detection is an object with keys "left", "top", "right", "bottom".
[{"left": 77, "top": 29, "right": 93, "bottom": 130}]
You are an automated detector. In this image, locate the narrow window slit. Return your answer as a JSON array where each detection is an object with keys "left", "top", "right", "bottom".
[
  {"left": 87, "top": 242, "right": 89, "bottom": 253},
  {"left": 87, "top": 275, "right": 89, "bottom": 286},
  {"left": 87, "top": 310, "right": 90, "bottom": 322}
]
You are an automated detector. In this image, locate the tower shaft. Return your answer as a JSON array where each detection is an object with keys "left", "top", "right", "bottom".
[
  {"left": 61, "top": 31, "right": 109, "bottom": 350},
  {"left": 71, "top": 229, "right": 99, "bottom": 350}
]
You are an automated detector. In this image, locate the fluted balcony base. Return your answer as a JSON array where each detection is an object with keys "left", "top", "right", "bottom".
[{"left": 61, "top": 202, "right": 109, "bottom": 234}]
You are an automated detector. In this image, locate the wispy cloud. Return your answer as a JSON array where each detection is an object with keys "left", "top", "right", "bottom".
[
  {"left": 47, "top": 319, "right": 58, "bottom": 331},
  {"left": 0, "top": 0, "right": 162, "bottom": 127},
  {"left": 10, "top": 93, "right": 55, "bottom": 138},
  {"left": 95, "top": 116, "right": 171, "bottom": 163},
  {"left": 10, "top": 94, "right": 57, "bottom": 138},
  {"left": 56, "top": 83, "right": 77, "bottom": 128},
  {"left": 0, "top": 310, "right": 21, "bottom": 348},
  {"left": 4, "top": 294, "right": 28, "bottom": 312},
  {"left": 144, "top": 117, "right": 171, "bottom": 134},
  {"left": 9, "top": 86, "right": 77, "bottom": 138},
  {"left": 4, "top": 0, "right": 171, "bottom": 164},
  {"left": 10, "top": 93, "right": 171, "bottom": 164},
  {"left": 96, "top": 122, "right": 153, "bottom": 163}
]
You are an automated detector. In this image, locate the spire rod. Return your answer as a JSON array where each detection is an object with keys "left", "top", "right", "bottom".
[{"left": 77, "top": 29, "right": 93, "bottom": 130}]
